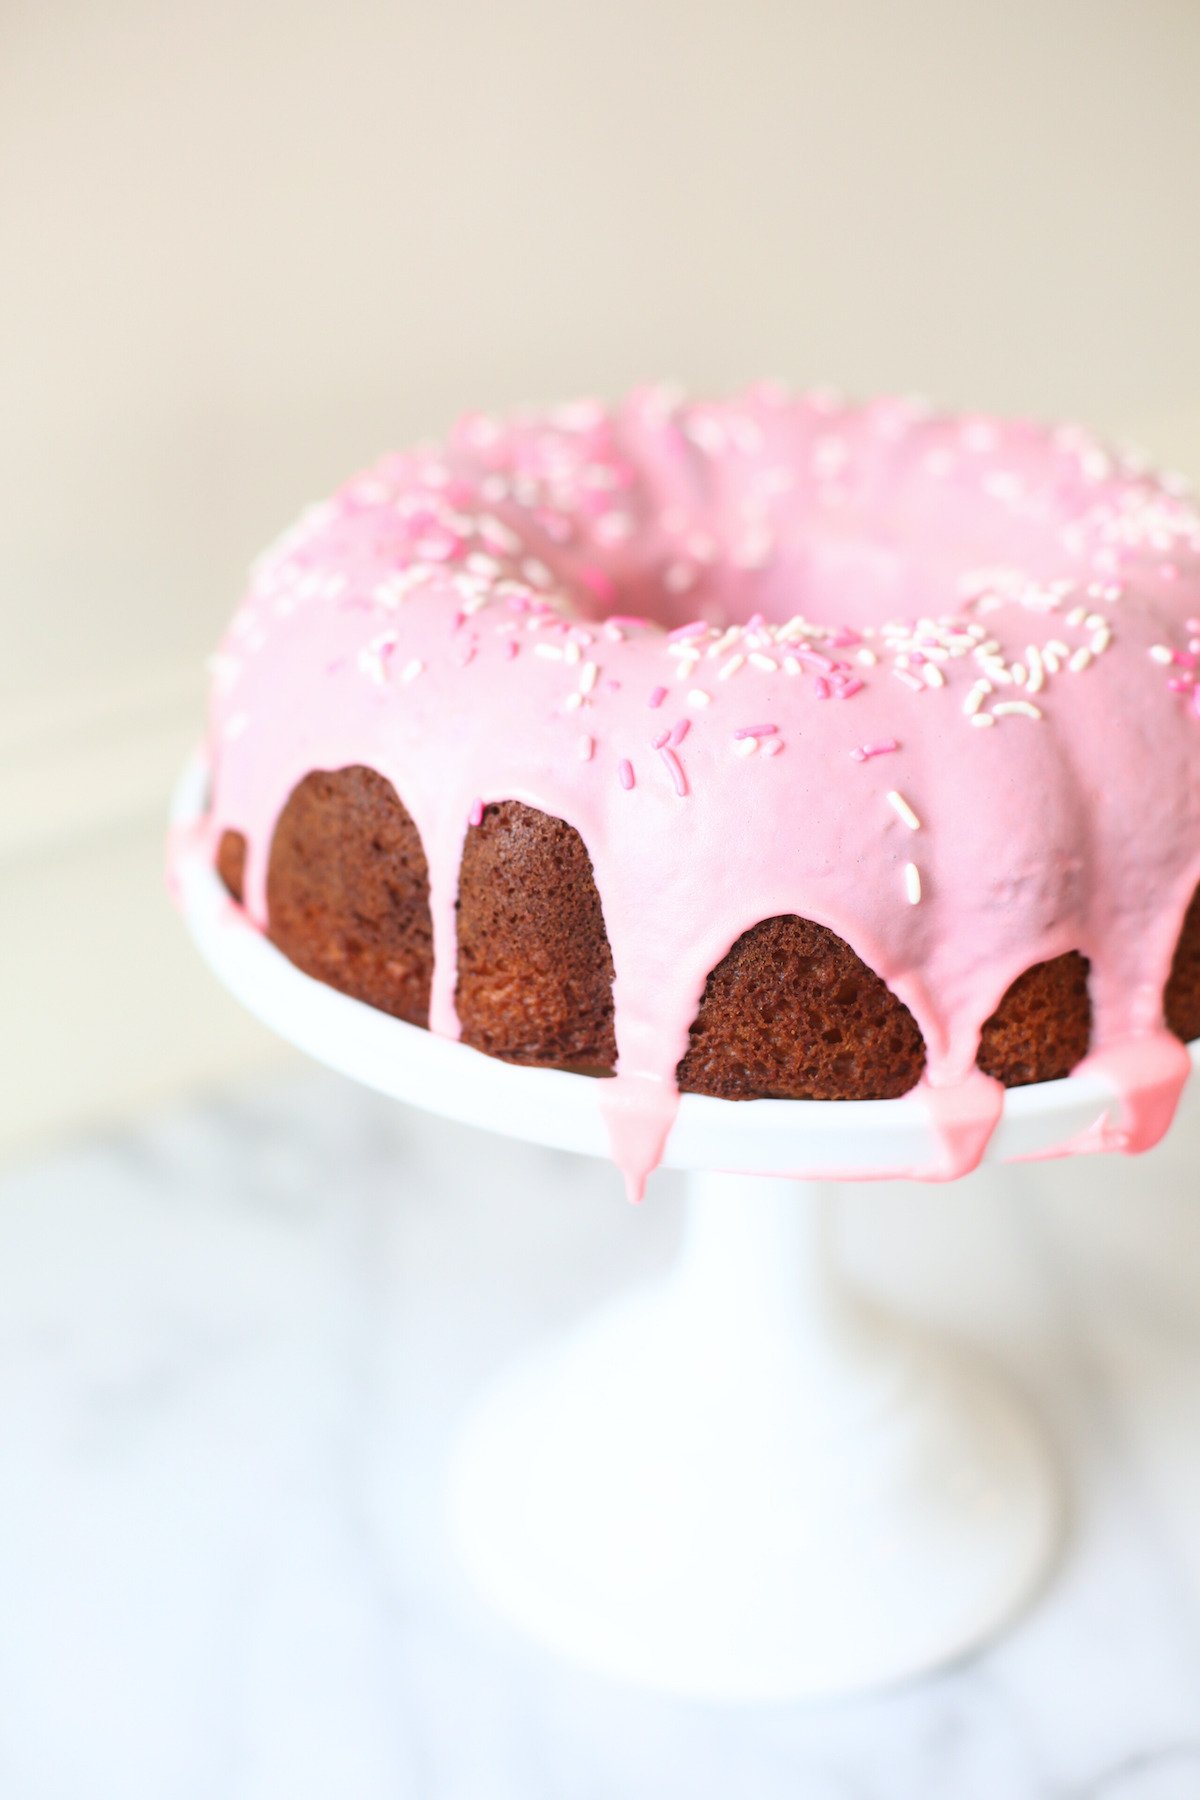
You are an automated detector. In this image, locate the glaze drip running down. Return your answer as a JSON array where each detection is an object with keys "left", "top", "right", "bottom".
[{"left": 188, "top": 386, "right": 1200, "bottom": 1196}]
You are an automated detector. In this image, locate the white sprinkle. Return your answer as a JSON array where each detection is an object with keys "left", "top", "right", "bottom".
[
  {"left": 1010, "top": 662, "right": 1027, "bottom": 688},
  {"left": 1068, "top": 646, "right": 1093, "bottom": 673},
  {"left": 1066, "top": 605, "right": 1087, "bottom": 627},
  {"left": 893, "top": 669, "right": 925, "bottom": 691},
  {"left": 579, "top": 660, "right": 599, "bottom": 694},
  {"left": 762, "top": 736, "right": 785, "bottom": 756},
  {"left": 563, "top": 638, "right": 581, "bottom": 665},
  {"left": 856, "top": 647, "right": 878, "bottom": 666},
  {"left": 533, "top": 642, "right": 565, "bottom": 661},
  {"left": 688, "top": 688, "right": 712, "bottom": 707},
  {"left": 963, "top": 678, "right": 993, "bottom": 716},
  {"left": 971, "top": 712, "right": 996, "bottom": 728},
  {"left": 886, "top": 790, "right": 922, "bottom": 831},
  {"left": 718, "top": 653, "right": 746, "bottom": 681},
  {"left": 564, "top": 691, "right": 583, "bottom": 710},
  {"left": 1025, "top": 646, "right": 1044, "bottom": 694},
  {"left": 783, "top": 655, "right": 802, "bottom": 676},
  {"left": 401, "top": 657, "right": 424, "bottom": 683},
  {"left": 1149, "top": 643, "right": 1174, "bottom": 665},
  {"left": 904, "top": 862, "right": 923, "bottom": 905},
  {"left": 993, "top": 699, "right": 1043, "bottom": 718},
  {"left": 921, "top": 662, "right": 945, "bottom": 689},
  {"left": 733, "top": 736, "right": 758, "bottom": 757},
  {"left": 578, "top": 734, "right": 594, "bottom": 762},
  {"left": 748, "top": 652, "right": 779, "bottom": 672},
  {"left": 1090, "top": 626, "right": 1111, "bottom": 654}
]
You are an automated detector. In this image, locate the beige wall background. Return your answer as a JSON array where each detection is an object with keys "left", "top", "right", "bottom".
[{"left": 3, "top": 0, "right": 1200, "bottom": 1150}]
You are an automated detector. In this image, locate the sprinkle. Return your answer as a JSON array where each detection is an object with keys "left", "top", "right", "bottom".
[
  {"left": 658, "top": 746, "right": 689, "bottom": 796},
  {"left": 648, "top": 684, "right": 668, "bottom": 709},
  {"left": 468, "top": 798, "right": 485, "bottom": 827},
  {"left": 762, "top": 737, "right": 785, "bottom": 756},
  {"left": 837, "top": 676, "right": 865, "bottom": 699},
  {"left": 617, "top": 758, "right": 635, "bottom": 791},
  {"left": 578, "top": 734, "right": 594, "bottom": 761},
  {"left": 971, "top": 712, "right": 996, "bottom": 728},
  {"left": 533, "top": 642, "right": 565, "bottom": 661},
  {"left": 851, "top": 739, "right": 900, "bottom": 762},
  {"left": 813, "top": 676, "right": 830, "bottom": 699},
  {"left": 963, "top": 679, "right": 992, "bottom": 716},
  {"left": 921, "top": 663, "right": 946, "bottom": 689},
  {"left": 504, "top": 640, "right": 520, "bottom": 661},
  {"left": 579, "top": 660, "right": 599, "bottom": 694},
  {"left": 1067, "top": 647, "right": 1093, "bottom": 673},
  {"left": 904, "top": 862, "right": 923, "bottom": 905},
  {"left": 668, "top": 620, "right": 708, "bottom": 642},
  {"left": 718, "top": 654, "right": 746, "bottom": 681},
  {"left": 668, "top": 717, "right": 691, "bottom": 748},
  {"left": 1025, "top": 646, "right": 1044, "bottom": 694},
  {"left": 993, "top": 700, "right": 1043, "bottom": 718},
  {"left": 688, "top": 688, "right": 712, "bottom": 707},
  {"left": 886, "top": 790, "right": 922, "bottom": 831},
  {"left": 733, "top": 736, "right": 758, "bottom": 757},
  {"left": 1149, "top": 644, "right": 1174, "bottom": 665},
  {"left": 733, "top": 722, "right": 779, "bottom": 740},
  {"left": 401, "top": 657, "right": 424, "bottom": 683},
  {"left": 748, "top": 652, "right": 779, "bottom": 672},
  {"left": 893, "top": 669, "right": 925, "bottom": 692}
]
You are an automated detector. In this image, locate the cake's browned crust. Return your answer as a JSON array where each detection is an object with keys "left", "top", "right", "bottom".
[
  {"left": 215, "top": 781, "right": 1197, "bottom": 1095},
  {"left": 216, "top": 829, "right": 247, "bottom": 905},
  {"left": 261, "top": 766, "right": 433, "bottom": 1025},
  {"left": 676, "top": 914, "right": 926, "bottom": 1099},
  {"left": 1165, "top": 882, "right": 1200, "bottom": 1044},
  {"left": 975, "top": 951, "right": 1092, "bottom": 1086},
  {"left": 456, "top": 801, "right": 618, "bottom": 1072}
]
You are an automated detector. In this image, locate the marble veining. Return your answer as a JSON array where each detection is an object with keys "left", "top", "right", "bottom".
[{"left": 1, "top": 1070, "right": 1200, "bottom": 1798}]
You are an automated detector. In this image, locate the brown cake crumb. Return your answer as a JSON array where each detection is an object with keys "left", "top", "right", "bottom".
[
  {"left": 264, "top": 766, "right": 434, "bottom": 1025},
  {"left": 975, "top": 952, "right": 1091, "bottom": 1086},
  {"left": 216, "top": 829, "right": 246, "bottom": 905},
  {"left": 1165, "top": 881, "right": 1200, "bottom": 1044},
  {"left": 456, "top": 801, "right": 617, "bottom": 1072},
  {"left": 677, "top": 914, "right": 926, "bottom": 1100}
]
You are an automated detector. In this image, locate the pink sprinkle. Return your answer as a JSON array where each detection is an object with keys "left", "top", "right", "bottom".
[
  {"left": 648, "top": 685, "right": 668, "bottom": 709},
  {"left": 456, "top": 644, "right": 476, "bottom": 667},
  {"left": 668, "top": 717, "right": 691, "bottom": 748},
  {"left": 618, "top": 758, "right": 635, "bottom": 790},
  {"left": 578, "top": 733, "right": 594, "bottom": 761},
  {"left": 813, "top": 676, "right": 831, "bottom": 699},
  {"left": 1172, "top": 649, "right": 1197, "bottom": 668},
  {"left": 851, "top": 739, "right": 901, "bottom": 762},
  {"left": 1167, "top": 676, "right": 1194, "bottom": 693},
  {"left": 651, "top": 728, "right": 670, "bottom": 749},
  {"left": 468, "top": 798, "right": 485, "bottom": 827},
  {"left": 801, "top": 649, "right": 836, "bottom": 673},
  {"left": 733, "top": 722, "right": 779, "bottom": 740},
  {"left": 504, "top": 640, "right": 520, "bottom": 660},
  {"left": 605, "top": 678, "right": 622, "bottom": 693},
  {"left": 836, "top": 677, "right": 865, "bottom": 698},
  {"left": 658, "top": 746, "right": 689, "bottom": 796},
  {"left": 668, "top": 620, "right": 708, "bottom": 642}
]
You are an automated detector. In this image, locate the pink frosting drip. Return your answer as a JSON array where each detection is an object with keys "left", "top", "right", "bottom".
[{"left": 188, "top": 387, "right": 1200, "bottom": 1196}]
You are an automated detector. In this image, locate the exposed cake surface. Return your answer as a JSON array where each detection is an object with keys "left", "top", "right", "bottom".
[{"left": 191, "top": 387, "right": 1200, "bottom": 1196}]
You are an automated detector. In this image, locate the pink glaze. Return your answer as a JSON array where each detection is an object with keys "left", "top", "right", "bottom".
[{"left": 183, "top": 386, "right": 1200, "bottom": 1197}]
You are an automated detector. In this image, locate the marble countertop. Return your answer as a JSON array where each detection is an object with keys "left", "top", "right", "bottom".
[{"left": 2, "top": 1067, "right": 1200, "bottom": 1799}]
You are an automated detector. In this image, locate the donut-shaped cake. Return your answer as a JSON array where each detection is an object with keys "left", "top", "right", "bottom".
[{"left": 193, "top": 386, "right": 1200, "bottom": 1195}]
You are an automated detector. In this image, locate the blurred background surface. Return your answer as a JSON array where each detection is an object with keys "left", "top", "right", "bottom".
[{"left": 3, "top": 0, "right": 1200, "bottom": 1151}]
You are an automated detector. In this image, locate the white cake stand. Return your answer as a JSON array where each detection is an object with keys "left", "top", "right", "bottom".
[{"left": 171, "top": 758, "right": 1196, "bottom": 1702}]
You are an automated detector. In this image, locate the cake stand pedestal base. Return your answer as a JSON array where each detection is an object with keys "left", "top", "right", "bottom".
[{"left": 450, "top": 1171, "right": 1060, "bottom": 1703}]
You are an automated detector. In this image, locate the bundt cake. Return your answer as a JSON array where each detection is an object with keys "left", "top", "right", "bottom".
[{"left": 193, "top": 387, "right": 1200, "bottom": 1194}]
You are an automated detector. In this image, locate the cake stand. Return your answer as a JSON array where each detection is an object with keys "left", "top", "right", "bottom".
[{"left": 172, "top": 757, "right": 1197, "bottom": 1702}]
